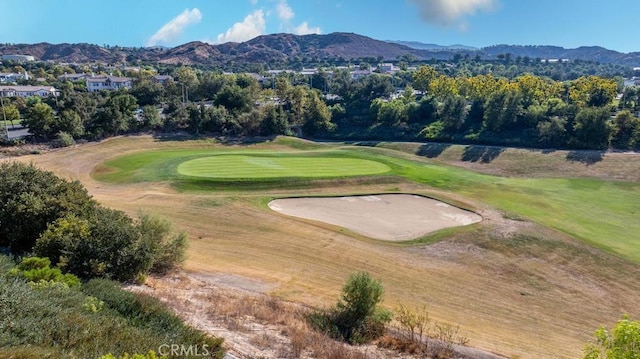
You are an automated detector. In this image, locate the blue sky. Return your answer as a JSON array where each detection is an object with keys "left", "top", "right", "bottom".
[{"left": 1, "top": 0, "right": 638, "bottom": 52}]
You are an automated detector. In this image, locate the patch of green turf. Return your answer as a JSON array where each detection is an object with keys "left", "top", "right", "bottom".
[{"left": 176, "top": 155, "right": 390, "bottom": 179}]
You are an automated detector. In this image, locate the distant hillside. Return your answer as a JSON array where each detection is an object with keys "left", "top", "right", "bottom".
[
  {"left": 160, "top": 33, "right": 426, "bottom": 65},
  {"left": 2, "top": 32, "right": 640, "bottom": 67},
  {"left": 389, "top": 40, "right": 478, "bottom": 52}
]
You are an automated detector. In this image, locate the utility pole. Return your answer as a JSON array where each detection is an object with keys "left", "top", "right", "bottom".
[{"left": 1, "top": 97, "right": 8, "bottom": 141}]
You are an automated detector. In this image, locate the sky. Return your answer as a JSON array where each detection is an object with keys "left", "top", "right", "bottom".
[{"left": 1, "top": 0, "right": 639, "bottom": 53}]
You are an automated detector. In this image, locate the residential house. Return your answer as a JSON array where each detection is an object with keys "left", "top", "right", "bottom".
[
  {"left": 0, "top": 72, "right": 29, "bottom": 83},
  {"left": 86, "top": 75, "right": 132, "bottom": 92},
  {"left": 0, "top": 85, "right": 59, "bottom": 98},
  {"left": 152, "top": 75, "right": 173, "bottom": 86},
  {"left": 350, "top": 69, "right": 372, "bottom": 80},
  {"left": 1, "top": 54, "right": 35, "bottom": 62},
  {"left": 378, "top": 63, "right": 394, "bottom": 73}
]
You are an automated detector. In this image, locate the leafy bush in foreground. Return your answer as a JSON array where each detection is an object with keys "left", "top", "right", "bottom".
[
  {"left": 309, "top": 271, "right": 391, "bottom": 344},
  {"left": 1, "top": 162, "right": 187, "bottom": 281},
  {"left": 584, "top": 316, "right": 640, "bottom": 359}
]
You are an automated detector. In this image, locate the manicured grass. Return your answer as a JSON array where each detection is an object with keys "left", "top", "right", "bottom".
[
  {"left": 94, "top": 144, "right": 640, "bottom": 263},
  {"left": 176, "top": 155, "right": 390, "bottom": 179},
  {"left": 94, "top": 149, "right": 391, "bottom": 184}
]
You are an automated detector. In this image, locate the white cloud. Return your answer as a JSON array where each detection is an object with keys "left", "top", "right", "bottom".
[
  {"left": 294, "top": 22, "right": 322, "bottom": 35},
  {"left": 147, "top": 8, "right": 202, "bottom": 46},
  {"left": 276, "top": 0, "right": 295, "bottom": 21},
  {"left": 408, "top": 0, "right": 496, "bottom": 26},
  {"left": 273, "top": 0, "right": 321, "bottom": 35},
  {"left": 250, "top": 0, "right": 258, "bottom": 4},
  {"left": 215, "top": 10, "right": 266, "bottom": 44}
]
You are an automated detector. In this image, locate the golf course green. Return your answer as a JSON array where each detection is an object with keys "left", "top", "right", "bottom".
[
  {"left": 176, "top": 155, "right": 390, "bottom": 178},
  {"left": 93, "top": 145, "right": 640, "bottom": 263}
]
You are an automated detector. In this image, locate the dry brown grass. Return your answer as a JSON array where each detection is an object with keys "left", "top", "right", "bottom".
[
  {"left": 132, "top": 272, "right": 400, "bottom": 359},
  {"left": 378, "top": 141, "right": 640, "bottom": 181},
  {"left": 8, "top": 135, "right": 640, "bottom": 359}
]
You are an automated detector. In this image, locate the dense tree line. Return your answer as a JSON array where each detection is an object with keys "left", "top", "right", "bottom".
[{"left": 3, "top": 61, "right": 640, "bottom": 150}]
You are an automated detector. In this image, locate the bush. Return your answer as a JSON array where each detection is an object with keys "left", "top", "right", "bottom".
[
  {"left": 136, "top": 212, "right": 188, "bottom": 274},
  {"left": 1, "top": 162, "right": 187, "bottom": 281},
  {"left": 584, "top": 316, "right": 640, "bottom": 359},
  {"left": 9, "top": 256, "right": 80, "bottom": 288},
  {"left": 308, "top": 271, "right": 391, "bottom": 344},
  {"left": 54, "top": 131, "right": 76, "bottom": 148},
  {"left": 35, "top": 211, "right": 187, "bottom": 281},
  {"left": 0, "top": 162, "right": 96, "bottom": 254}
]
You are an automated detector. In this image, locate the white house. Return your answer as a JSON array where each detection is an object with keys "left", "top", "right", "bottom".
[
  {"left": 0, "top": 72, "right": 29, "bottom": 83},
  {"left": 86, "top": 75, "right": 132, "bottom": 92},
  {"left": 1, "top": 54, "right": 35, "bottom": 62},
  {"left": 0, "top": 86, "right": 59, "bottom": 98},
  {"left": 350, "top": 69, "right": 372, "bottom": 80}
]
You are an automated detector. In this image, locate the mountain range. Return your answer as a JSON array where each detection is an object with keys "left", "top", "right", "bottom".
[{"left": 2, "top": 32, "right": 640, "bottom": 67}]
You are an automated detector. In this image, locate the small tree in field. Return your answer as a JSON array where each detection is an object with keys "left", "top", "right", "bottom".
[
  {"left": 309, "top": 271, "right": 391, "bottom": 344},
  {"left": 584, "top": 316, "right": 640, "bottom": 359}
]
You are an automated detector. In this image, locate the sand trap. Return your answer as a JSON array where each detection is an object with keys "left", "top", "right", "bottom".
[{"left": 268, "top": 194, "right": 482, "bottom": 241}]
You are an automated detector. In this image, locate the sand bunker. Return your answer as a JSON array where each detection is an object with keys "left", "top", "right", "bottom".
[{"left": 268, "top": 194, "right": 482, "bottom": 241}]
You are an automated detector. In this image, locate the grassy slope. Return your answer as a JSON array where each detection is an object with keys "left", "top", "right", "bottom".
[
  {"left": 8, "top": 135, "right": 640, "bottom": 359},
  {"left": 95, "top": 142, "right": 640, "bottom": 263}
]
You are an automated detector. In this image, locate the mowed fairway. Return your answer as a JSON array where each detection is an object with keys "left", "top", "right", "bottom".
[
  {"left": 176, "top": 155, "right": 390, "bottom": 178},
  {"left": 9, "top": 136, "right": 640, "bottom": 359}
]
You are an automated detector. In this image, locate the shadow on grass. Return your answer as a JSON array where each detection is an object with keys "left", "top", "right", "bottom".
[
  {"left": 566, "top": 150, "right": 605, "bottom": 166},
  {"left": 151, "top": 132, "right": 278, "bottom": 144},
  {"left": 461, "top": 145, "right": 504, "bottom": 163},
  {"left": 416, "top": 143, "right": 452, "bottom": 158}
]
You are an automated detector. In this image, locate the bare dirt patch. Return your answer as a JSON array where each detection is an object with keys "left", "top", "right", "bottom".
[{"left": 269, "top": 194, "right": 482, "bottom": 241}]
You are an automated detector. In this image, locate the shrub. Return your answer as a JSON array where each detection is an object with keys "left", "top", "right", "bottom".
[
  {"left": 309, "top": 271, "right": 391, "bottom": 344},
  {"left": 584, "top": 316, "right": 640, "bottom": 359},
  {"left": 0, "top": 162, "right": 96, "bottom": 254},
  {"left": 9, "top": 256, "right": 80, "bottom": 288},
  {"left": 2, "top": 163, "right": 187, "bottom": 282},
  {"left": 136, "top": 212, "right": 187, "bottom": 274},
  {"left": 54, "top": 131, "right": 76, "bottom": 148}
]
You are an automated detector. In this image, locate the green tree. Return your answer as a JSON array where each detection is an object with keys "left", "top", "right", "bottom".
[
  {"left": 302, "top": 91, "right": 335, "bottom": 136},
  {"left": 584, "top": 316, "right": 640, "bottom": 359},
  {"left": 214, "top": 84, "right": 252, "bottom": 114},
  {"left": 413, "top": 65, "right": 439, "bottom": 92},
  {"left": 439, "top": 95, "right": 468, "bottom": 131},
  {"left": 571, "top": 107, "right": 612, "bottom": 149},
  {"left": 93, "top": 93, "right": 138, "bottom": 137},
  {"left": 141, "top": 105, "right": 162, "bottom": 130},
  {"left": 537, "top": 116, "right": 567, "bottom": 147},
  {"left": 260, "top": 104, "right": 289, "bottom": 136},
  {"left": 23, "top": 102, "right": 56, "bottom": 138},
  {"left": 57, "top": 110, "right": 85, "bottom": 138},
  {"left": 0, "top": 162, "right": 96, "bottom": 254},
  {"left": 2, "top": 102, "right": 20, "bottom": 127},
  {"left": 611, "top": 110, "right": 638, "bottom": 149}
]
